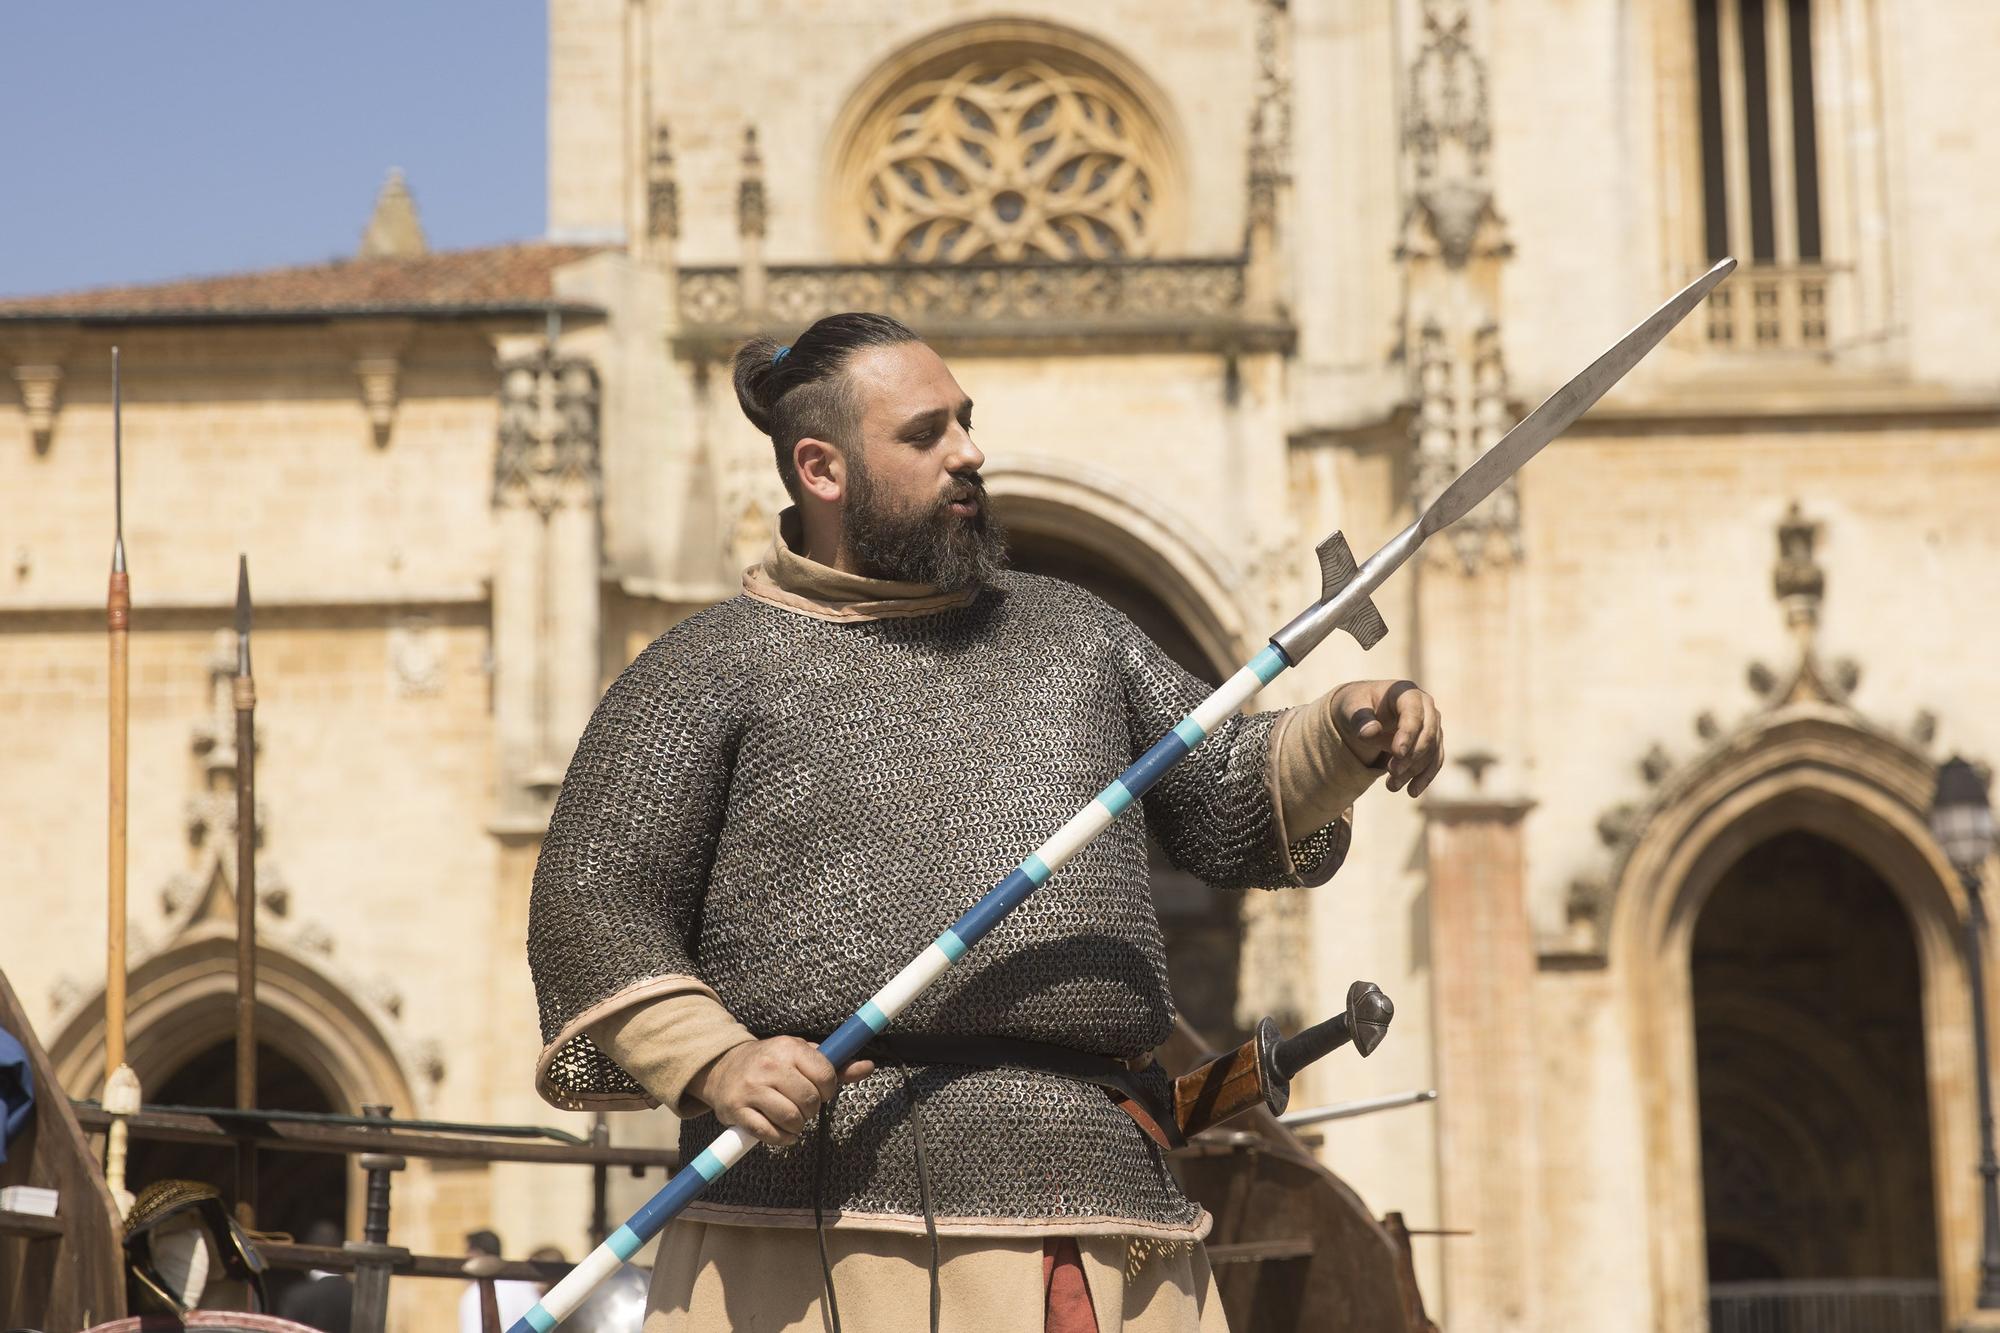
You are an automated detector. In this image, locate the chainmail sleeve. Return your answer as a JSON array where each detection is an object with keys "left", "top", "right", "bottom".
[
  {"left": 1103, "top": 604, "right": 1349, "bottom": 890},
  {"left": 528, "top": 607, "right": 750, "bottom": 1111}
]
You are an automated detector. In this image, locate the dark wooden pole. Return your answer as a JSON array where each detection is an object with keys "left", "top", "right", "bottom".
[{"left": 232, "top": 554, "right": 258, "bottom": 1227}]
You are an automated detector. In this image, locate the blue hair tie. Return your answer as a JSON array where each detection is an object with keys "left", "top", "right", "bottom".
[{"left": 771, "top": 345, "right": 792, "bottom": 366}]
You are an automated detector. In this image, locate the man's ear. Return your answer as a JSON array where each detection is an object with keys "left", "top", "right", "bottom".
[{"left": 793, "top": 436, "right": 846, "bottom": 503}]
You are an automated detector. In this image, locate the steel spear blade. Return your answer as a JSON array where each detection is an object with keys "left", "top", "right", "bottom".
[
  {"left": 235, "top": 554, "right": 252, "bottom": 675},
  {"left": 1423, "top": 257, "right": 1736, "bottom": 537},
  {"left": 1271, "top": 258, "right": 1736, "bottom": 666}
]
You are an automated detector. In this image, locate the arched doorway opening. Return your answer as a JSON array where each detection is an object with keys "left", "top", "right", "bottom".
[
  {"left": 1691, "top": 829, "right": 1940, "bottom": 1326},
  {"left": 126, "top": 1039, "right": 349, "bottom": 1244},
  {"left": 46, "top": 929, "right": 427, "bottom": 1273},
  {"left": 1609, "top": 711, "right": 1973, "bottom": 1330},
  {"left": 1008, "top": 525, "right": 1252, "bottom": 1046}
]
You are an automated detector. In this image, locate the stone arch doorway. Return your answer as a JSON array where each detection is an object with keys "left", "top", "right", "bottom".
[
  {"left": 993, "top": 473, "right": 1258, "bottom": 1044},
  {"left": 1690, "top": 829, "right": 1940, "bottom": 1319},
  {"left": 1609, "top": 711, "right": 1974, "bottom": 1329},
  {"left": 127, "top": 1038, "right": 348, "bottom": 1247},
  {"left": 48, "top": 929, "right": 424, "bottom": 1250}
]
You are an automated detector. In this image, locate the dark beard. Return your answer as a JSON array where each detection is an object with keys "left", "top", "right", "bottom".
[{"left": 842, "top": 462, "right": 1009, "bottom": 591}]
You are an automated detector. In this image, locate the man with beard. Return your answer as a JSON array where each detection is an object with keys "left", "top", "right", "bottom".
[{"left": 527, "top": 312, "right": 1442, "bottom": 1332}]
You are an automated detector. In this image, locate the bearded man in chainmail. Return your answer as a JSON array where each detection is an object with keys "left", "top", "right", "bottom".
[{"left": 528, "top": 312, "right": 1444, "bottom": 1333}]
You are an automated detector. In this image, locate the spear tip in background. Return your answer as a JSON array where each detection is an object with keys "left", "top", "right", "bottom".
[
  {"left": 111, "top": 347, "right": 125, "bottom": 575},
  {"left": 235, "top": 554, "right": 253, "bottom": 674}
]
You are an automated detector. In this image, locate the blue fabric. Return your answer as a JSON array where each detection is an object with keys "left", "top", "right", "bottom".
[{"left": 0, "top": 1029, "right": 33, "bottom": 1164}]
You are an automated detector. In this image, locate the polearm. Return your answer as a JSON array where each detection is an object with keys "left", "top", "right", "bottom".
[
  {"left": 103, "top": 347, "right": 141, "bottom": 1216},
  {"left": 233, "top": 555, "right": 259, "bottom": 1226},
  {"left": 513, "top": 258, "right": 1738, "bottom": 1333}
]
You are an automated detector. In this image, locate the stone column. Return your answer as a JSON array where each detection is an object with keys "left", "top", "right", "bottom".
[{"left": 1426, "top": 794, "right": 1538, "bottom": 1332}]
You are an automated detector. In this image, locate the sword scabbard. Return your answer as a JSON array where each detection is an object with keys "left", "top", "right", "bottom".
[{"left": 1171, "top": 1017, "right": 1289, "bottom": 1139}]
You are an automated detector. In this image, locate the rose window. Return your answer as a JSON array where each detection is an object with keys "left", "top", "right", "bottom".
[{"left": 842, "top": 54, "right": 1170, "bottom": 263}]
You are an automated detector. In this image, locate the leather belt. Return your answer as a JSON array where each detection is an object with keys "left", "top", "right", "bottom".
[{"left": 862, "top": 1032, "right": 1186, "bottom": 1151}]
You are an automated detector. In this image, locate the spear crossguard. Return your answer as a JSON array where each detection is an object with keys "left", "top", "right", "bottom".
[{"left": 513, "top": 258, "right": 1737, "bottom": 1332}]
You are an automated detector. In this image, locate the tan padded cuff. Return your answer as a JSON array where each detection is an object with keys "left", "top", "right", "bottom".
[
  {"left": 586, "top": 991, "right": 758, "bottom": 1118},
  {"left": 1270, "top": 694, "right": 1387, "bottom": 843}
]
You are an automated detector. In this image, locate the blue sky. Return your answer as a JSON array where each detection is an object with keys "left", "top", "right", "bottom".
[{"left": 0, "top": 4, "right": 547, "bottom": 298}]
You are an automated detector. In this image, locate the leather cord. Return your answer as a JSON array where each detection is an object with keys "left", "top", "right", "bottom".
[
  {"left": 904, "top": 1067, "right": 943, "bottom": 1333},
  {"left": 814, "top": 1086, "right": 845, "bottom": 1333}
]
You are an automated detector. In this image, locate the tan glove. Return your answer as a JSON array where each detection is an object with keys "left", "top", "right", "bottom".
[
  {"left": 1270, "top": 692, "right": 1392, "bottom": 842},
  {"left": 586, "top": 992, "right": 758, "bottom": 1117}
]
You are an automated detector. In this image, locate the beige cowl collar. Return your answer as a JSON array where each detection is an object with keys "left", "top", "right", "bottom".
[{"left": 741, "top": 507, "right": 982, "bottom": 623}]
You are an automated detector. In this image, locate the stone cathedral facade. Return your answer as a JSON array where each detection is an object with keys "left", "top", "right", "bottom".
[{"left": 4, "top": 2, "right": 1998, "bottom": 1329}]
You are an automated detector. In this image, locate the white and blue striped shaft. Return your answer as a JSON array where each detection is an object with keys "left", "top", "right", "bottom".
[
  {"left": 509, "top": 643, "right": 1292, "bottom": 1333},
  {"left": 509, "top": 259, "right": 1737, "bottom": 1331}
]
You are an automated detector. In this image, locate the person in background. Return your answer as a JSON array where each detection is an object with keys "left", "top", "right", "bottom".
[
  {"left": 529, "top": 1243, "right": 570, "bottom": 1296},
  {"left": 459, "top": 1228, "right": 543, "bottom": 1333},
  {"left": 273, "top": 1220, "right": 352, "bottom": 1332}
]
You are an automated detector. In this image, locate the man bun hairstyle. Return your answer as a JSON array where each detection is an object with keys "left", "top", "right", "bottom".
[{"left": 732, "top": 312, "right": 921, "bottom": 499}]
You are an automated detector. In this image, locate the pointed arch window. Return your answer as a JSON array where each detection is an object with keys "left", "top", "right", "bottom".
[{"left": 1692, "top": 0, "right": 1828, "bottom": 349}]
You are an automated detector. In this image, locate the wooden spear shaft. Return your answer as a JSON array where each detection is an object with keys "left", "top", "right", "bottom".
[
  {"left": 103, "top": 346, "right": 139, "bottom": 1215},
  {"left": 233, "top": 554, "right": 258, "bottom": 1226}
]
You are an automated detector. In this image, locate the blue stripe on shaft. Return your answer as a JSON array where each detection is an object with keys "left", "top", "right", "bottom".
[
  {"left": 607, "top": 1223, "right": 645, "bottom": 1261},
  {"left": 858, "top": 1000, "right": 889, "bottom": 1032},
  {"left": 1098, "top": 779, "right": 1134, "bottom": 815},
  {"left": 821, "top": 1013, "right": 878, "bottom": 1066},
  {"left": 1119, "top": 730, "right": 1192, "bottom": 800},
  {"left": 1172, "top": 718, "right": 1206, "bottom": 748},
  {"left": 520, "top": 1306, "right": 555, "bottom": 1333},
  {"left": 936, "top": 929, "right": 968, "bottom": 961},
  {"left": 949, "top": 866, "right": 1038, "bottom": 948},
  {"left": 628, "top": 1148, "right": 717, "bottom": 1234},
  {"left": 689, "top": 1147, "right": 727, "bottom": 1181},
  {"left": 1020, "top": 853, "right": 1052, "bottom": 886}
]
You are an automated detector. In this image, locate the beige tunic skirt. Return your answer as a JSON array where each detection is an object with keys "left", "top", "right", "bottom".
[{"left": 644, "top": 1223, "right": 1230, "bottom": 1333}]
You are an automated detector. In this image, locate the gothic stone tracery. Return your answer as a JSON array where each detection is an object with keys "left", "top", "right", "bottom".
[{"left": 843, "top": 53, "right": 1169, "bottom": 263}]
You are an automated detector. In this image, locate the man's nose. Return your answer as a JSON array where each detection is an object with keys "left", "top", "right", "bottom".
[{"left": 946, "top": 424, "right": 984, "bottom": 472}]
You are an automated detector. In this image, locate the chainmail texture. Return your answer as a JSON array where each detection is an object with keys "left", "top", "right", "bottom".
[{"left": 528, "top": 572, "right": 1348, "bottom": 1232}]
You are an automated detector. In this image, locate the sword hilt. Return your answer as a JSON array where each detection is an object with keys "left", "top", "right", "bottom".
[
  {"left": 1273, "top": 980, "right": 1393, "bottom": 1080},
  {"left": 1170, "top": 980, "right": 1394, "bottom": 1136}
]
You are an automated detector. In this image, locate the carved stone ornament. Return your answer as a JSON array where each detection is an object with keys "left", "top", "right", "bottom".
[
  {"left": 1399, "top": 3, "right": 1519, "bottom": 572},
  {"left": 840, "top": 51, "right": 1169, "bottom": 262},
  {"left": 353, "top": 355, "right": 400, "bottom": 448},
  {"left": 649, "top": 121, "right": 680, "bottom": 243},
  {"left": 493, "top": 346, "right": 601, "bottom": 516},
  {"left": 1410, "top": 320, "right": 1521, "bottom": 571},
  {"left": 158, "top": 635, "right": 280, "bottom": 931},
  {"left": 1749, "top": 501, "right": 1858, "bottom": 708},
  {"left": 1246, "top": 0, "right": 1294, "bottom": 233},
  {"left": 388, "top": 614, "right": 445, "bottom": 697},
  {"left": 1549, "top": 502, "right": 1934, "bottom": 964},
  {"left": 12, "top": 363, "right": 62, "bottom": 454},
  {"left": 677, "top": 257, "right": 1250, "bottom": 335},
  {"left": 1401, "top": 2, "right": 1506, "bottom": 270},
  {"left": 737, "top": 126, "right": 767, "bottom": 242}
]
